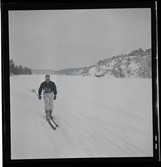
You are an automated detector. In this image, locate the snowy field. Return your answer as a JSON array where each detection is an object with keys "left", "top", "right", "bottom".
[{"left": 10, "top": 75, "right": 153, "bottom": 159}]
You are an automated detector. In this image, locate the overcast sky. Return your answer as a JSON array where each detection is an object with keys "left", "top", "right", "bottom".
[{"left": 9, "top": 9, "right": 151, "bottom": 70}]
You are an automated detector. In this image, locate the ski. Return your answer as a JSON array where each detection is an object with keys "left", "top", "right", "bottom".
[
  {"left": 47, "top": 119, "right": 56, "bottom": 130},
  {"left": 50, "top": 117, "right": 58, "bottom": 127}
]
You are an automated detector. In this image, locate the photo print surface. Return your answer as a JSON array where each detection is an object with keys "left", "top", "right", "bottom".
[{"left": 9, "top": 8, "right": 153, "bottom": 159}]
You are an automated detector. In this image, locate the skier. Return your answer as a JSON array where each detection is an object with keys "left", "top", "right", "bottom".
[{"left": 38, "top": 74, "right": 57, "bottom": 121}]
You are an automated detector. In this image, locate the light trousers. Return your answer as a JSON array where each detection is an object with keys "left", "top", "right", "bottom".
[{"left": 43, "top": 92, "right": 54, "bottom": 111}]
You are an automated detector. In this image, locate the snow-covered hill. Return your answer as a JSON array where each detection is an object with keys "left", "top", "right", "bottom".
[
  {"left": 83, "top": 48, "right": 151, "bottom": 78},
  {"left": 44, "top": 48, "right": 151, "bottom": 78},
  {"left": 10, "top": 75, "right": 153, "bottom": 159}
]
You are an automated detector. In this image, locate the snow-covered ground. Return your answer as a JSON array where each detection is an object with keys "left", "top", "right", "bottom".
[{"left": 10, "top": 75, "right": 153, "bottom": 159}]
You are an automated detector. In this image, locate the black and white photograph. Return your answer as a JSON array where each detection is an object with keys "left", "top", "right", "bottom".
[{"left": 2, "top": 3, "right": 159, "bottom": 162}]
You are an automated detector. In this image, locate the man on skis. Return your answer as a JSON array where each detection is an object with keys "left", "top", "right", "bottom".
[{"left": 38, "top": 74, "right": 57, "bottom": 121}]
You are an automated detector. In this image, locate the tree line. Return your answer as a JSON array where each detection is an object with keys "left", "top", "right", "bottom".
[{"left": 10, "top": 59, "right": 32, "bottom": 76}]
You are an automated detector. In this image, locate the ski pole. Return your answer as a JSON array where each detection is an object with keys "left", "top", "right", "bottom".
[{"left": 31, "top": 89, "right": 38, "bottom": 96}]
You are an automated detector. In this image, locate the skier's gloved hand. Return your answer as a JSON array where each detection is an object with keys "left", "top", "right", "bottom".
[
  {"left": 54, "top": 95, "right": 57, "bottom": 100},
  {"left": 38, "top": 95, "right": 42, "bottom": 100}
]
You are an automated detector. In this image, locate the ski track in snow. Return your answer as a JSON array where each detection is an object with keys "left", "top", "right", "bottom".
[{"left": 10, "top": 75, "right": 153, "bottom": 159}]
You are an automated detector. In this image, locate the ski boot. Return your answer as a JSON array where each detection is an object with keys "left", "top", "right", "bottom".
[
  {"left": 49, "top": 110, "right": 53, "bottom": 120},
  {"left": 45, "top": 110, "right": 50, "bottom": 121},
  {"left": 46, "top": 114, "right": 50, "bottom": 121}
]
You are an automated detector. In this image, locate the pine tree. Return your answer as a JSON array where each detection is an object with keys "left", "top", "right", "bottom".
[
  {"left": 19, "top": 65, "right": 23, "bottom": 74},
  {"left": 10, "top": 59, "right": 15, "bottom": 75}
]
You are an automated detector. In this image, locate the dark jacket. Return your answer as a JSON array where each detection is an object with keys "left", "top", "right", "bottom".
[{"left": 38, "top": 81, "right": 57, "bottom": 96}]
